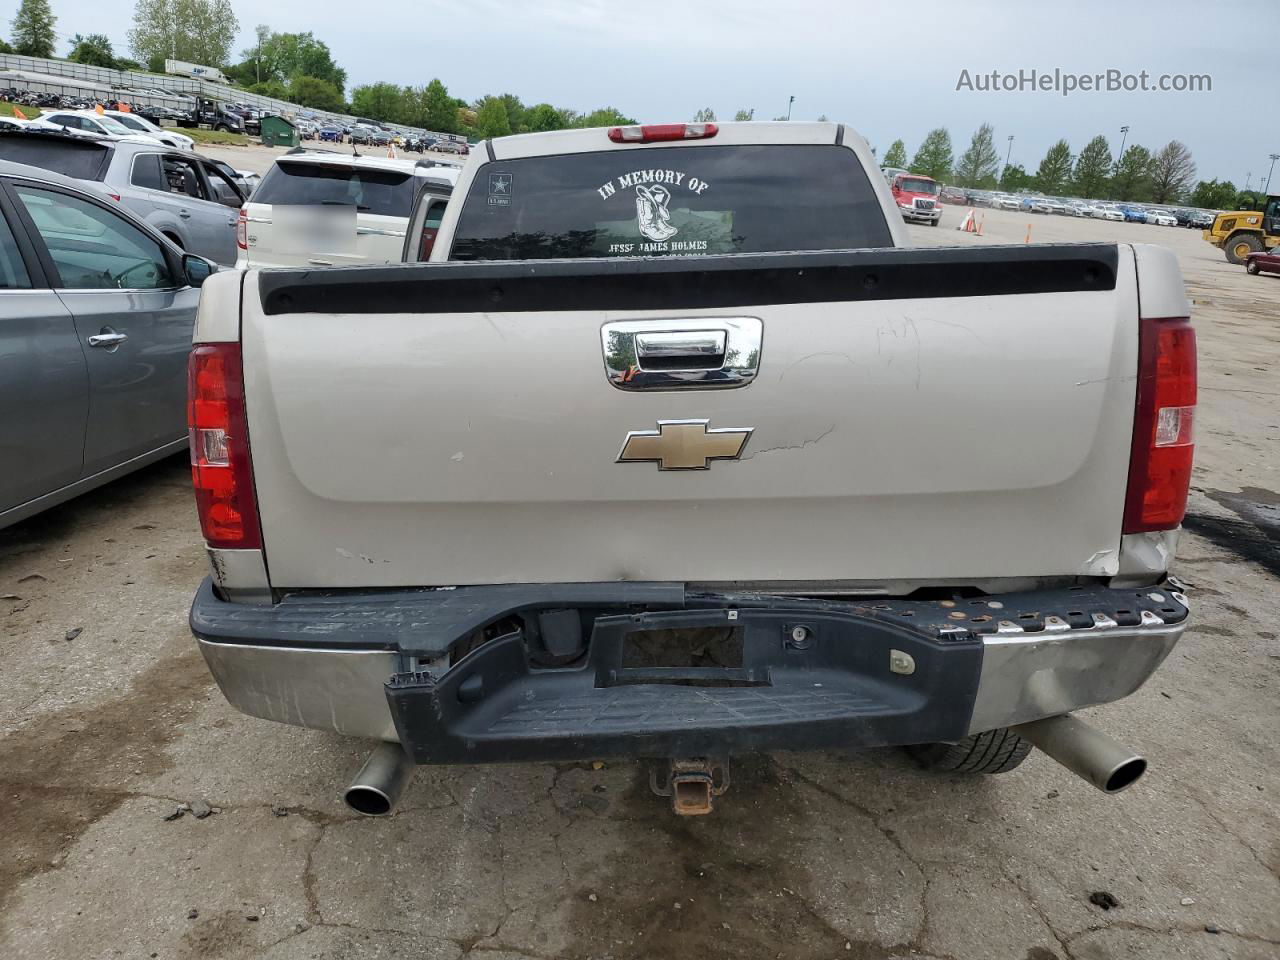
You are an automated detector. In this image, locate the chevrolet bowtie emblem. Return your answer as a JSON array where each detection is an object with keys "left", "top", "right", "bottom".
[{"left": 617, "top": 419, "right": 753, "bottom": 471}]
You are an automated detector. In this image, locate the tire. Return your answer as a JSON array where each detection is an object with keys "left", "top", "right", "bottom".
[
  {"left": 906, "top": 728, "right": 1033, "bottom": 775},
  {"left": 930, "top": 219, "right": 939, "bottom": 227},
  {"left": 1225, "top": 232, "right": 1263, "bottom": 265},
  {"left": 1247, "top": 260, "right": 1260, "bottom": 275}
]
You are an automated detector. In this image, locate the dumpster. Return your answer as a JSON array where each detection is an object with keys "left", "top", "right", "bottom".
[{"left": 260, "top": 115, "right": 299, "bottom": 148}]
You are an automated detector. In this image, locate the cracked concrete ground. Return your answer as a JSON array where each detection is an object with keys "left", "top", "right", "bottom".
[{"left": 2, "top": 175, "right": 1278, "bottom": 959}]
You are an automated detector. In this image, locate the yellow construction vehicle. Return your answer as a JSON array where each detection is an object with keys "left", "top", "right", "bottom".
[{"left": 1204, "top": 194, "right": 1280, "bottom": 263}]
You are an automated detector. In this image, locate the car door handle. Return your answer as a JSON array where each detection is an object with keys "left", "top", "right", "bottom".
[
  {"left": 87, "top": 329, "right": 128, "bottom": 349},
  {"left": 179, "top": 210, "right": 191, "bottom": 219}
]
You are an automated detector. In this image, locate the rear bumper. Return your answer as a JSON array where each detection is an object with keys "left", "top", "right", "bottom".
[{"left": 191, "top": 579, "right": 1188, "bottom": 761}]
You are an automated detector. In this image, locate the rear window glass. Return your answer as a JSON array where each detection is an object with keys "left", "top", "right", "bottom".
[
  {"left": 253, "top": 162, "right": 416, "bottom": 217},
  {"left": 449, "top": 144, "right": 892, "bottom": 260},
  {"left": 130, "top": 153, "right": 165, "bottom": 190},
  {"left": 0, "top": 136, "right": 110, "bottom": 181}
]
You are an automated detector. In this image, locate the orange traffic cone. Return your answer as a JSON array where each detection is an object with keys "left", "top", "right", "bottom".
[
  {"left": 976, "top": 215, "right": 984, "bottom": 236},
  {"left": 1025, "top": 223, "right": 1032, "bottom": 244},
  {"left": 957, "top": 208, "right": 975, "bottom": 232}
]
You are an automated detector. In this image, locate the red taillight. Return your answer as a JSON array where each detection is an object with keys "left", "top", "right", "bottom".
[
  {"left": 607, "top": 123, "right": 718, "bottom": 144},
  {"left": 188, "top": 343, "right": 261, "bottom": 549},
  {"left": 236, "top": 208, "right": 247, "bottom": 250},
  {"left": 1122, "top": 317, "right": 1197, "bottom": 533}
]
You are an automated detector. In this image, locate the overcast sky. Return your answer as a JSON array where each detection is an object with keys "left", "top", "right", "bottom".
[{"left": 24, "top": 0, "right": 1280, "bottom": 185}]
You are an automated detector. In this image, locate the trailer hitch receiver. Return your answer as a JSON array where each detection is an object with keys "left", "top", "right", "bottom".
[{"left": 650, "top": 758, "right": 730, "bottom": 816}]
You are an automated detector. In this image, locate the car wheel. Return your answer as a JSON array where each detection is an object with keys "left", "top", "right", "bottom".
[
  {"left": 1247, "top": 260, "right": 1261, "bottom": 275},
  {"left": 1225, "top": 233, "right": 1263, "bottom": 264},
  {"left": 930, "top": 219, "right": 939, "bottom": 227},
  {"left": 906, "top": 728, "right": 1033, "bottom": 775}
]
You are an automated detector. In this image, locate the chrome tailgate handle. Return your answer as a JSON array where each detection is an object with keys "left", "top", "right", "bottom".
[
  {"left": 603, "top": 317, "right": 762, "bottom": 391},
  {"left": 635, "top": 330, "right": 727, "bottom": 362}
]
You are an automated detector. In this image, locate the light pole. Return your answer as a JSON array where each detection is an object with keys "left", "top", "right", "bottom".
[
  {"left": 786, "top": 96, "right": 795, "bottom": 121},
  {"left": 1266, "top": 153, "right": 1280, "bottom": 194},
  {"left": 1002, "top": 134, "right": 1014, "bottom": 181},
  {"left": 1118, "top": 125, "right": 1130, "bottom": 160}
]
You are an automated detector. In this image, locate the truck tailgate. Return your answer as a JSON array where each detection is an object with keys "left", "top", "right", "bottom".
[{"left": 241, "top": 245, "right": 1139, "bottom": 589}]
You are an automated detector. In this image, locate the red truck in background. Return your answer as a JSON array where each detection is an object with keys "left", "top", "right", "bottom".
[{"left": 890, "top": 172, "right": 942, "bottom": 226}]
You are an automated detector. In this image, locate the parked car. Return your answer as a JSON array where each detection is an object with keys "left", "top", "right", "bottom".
[
  {"left": 38, "top": 109, "right": 166, "bottom": 144},
  {"left": 1244, "top": 248, "right": 1280, "bottom": 276},
  {"left": 0, "top": 130, "right": 246, "bottom": 264},
  {"left": 104, "top": 110, "right": 195, "bottom": 150},
  {"left": 0, "top": 158, "right": 216, "bottom": 529},
  {"left": 1188, "top": 210, "right": 1215, "bottom": 229},
  {"left": 318, "top": 126, "right": 343, "bottom": 143},
  {"left": 1145, "top": 209, "right": 1178, "bottom": 227},
  {"left": 191, "top": 121, "right": 1194, "bottom": 818},
  {"left": 991, "top": 193, "right": 1021, "bottom": 210},
  {"left": 1122, "top": 206, "right": 1148, "bottom": 223},
  {"left": 237, "top": 150, "right": 460, "bottom": 268}
]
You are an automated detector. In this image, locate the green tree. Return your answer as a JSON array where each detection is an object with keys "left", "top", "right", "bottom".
[
  {"left": 882, "top": 139, "right": 908, "bottom": 168},
  {"left": 129, "top": 0, "right": 239, "bottom": 68},
  {"left": 909, "top": 128, "right": 953, "bottom": 182},
  {"left": 1149, "top": 140, "right": 1196, "bottom": 203},
  {"left": 11, "top": 0, "right": 56, "bottom": 58},
  {"left": 953, "top": 123, "right": 999, "bottom": 188},
  {"left": 523, "top": 102, "right": 564, "bottom": 133},
  {"left": 115, "top": 56, "right": 142, "bottom": 70},
  {"left": 733, "top": 108, "right": 753, "bottom": 121},
  {"left": 247, "top": 79, "right": 288, "bottom": 100},
  {"left": 0, "top": 38, "right": 14, "bottom": 54},
  {"left": 413, "top": 79, "right": 457, "bottom": 133},
  {"left": 1071, "top": 135, "right": 1112, "bottom": 199},
  {"left": 491, "top": 93, "right": 525, "bottom": 134},
  {"left": 474, "top": 97, "right": 511, "bottom": 139},
  {"left": 1111, "top": 145, "right": 1154, "bottom": 201},
  {"left": 288, "top": 75, "right": 342, "bottom": 112},
  {"left": 573, "top": 106, "right": 636, "bottom": 128},
  {"left": 1033, "top": 139, "right": 1073, "bottom": 194},
  {"left": 999, "top": 162, "right": 1032, "bottom": 192},
  {"left": 234, "top": 30, "right": 346, "bottom": 94},
  {"left": 692, "top": 107, "right": 716, "bottom": 122},
  {"left": 1188, "top": 178, "right": 1237, "bottom": 210},
  {"left": 350, "top": 82, "right": 407, "bottom": 122},
  {"left": 68, "top": 33, "right": 118, "bottom": 67}
]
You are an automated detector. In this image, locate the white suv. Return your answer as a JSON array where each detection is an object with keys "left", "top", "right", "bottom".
[{"left": 237, "top": 151, "right": 461, "bottom": 268}]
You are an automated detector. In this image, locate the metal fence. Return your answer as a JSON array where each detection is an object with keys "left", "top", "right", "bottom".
[{"left": 0, "top": 53, "right": 462, "bottom": 141}]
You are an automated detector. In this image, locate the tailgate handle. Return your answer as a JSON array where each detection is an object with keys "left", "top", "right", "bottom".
[
  {"left": 635, "top": 330, "right": 726, "bottom": 366},
  {"left": 602, "top": 317, "right": 762, "bottom": 392}
]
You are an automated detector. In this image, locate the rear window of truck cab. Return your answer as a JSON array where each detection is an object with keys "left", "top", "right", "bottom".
[
  {"left": 448, "top": 144, "right": 892, "bottom": 260},
  {"left": 253, "top": 161, "right": 417, "bottom": 217}
]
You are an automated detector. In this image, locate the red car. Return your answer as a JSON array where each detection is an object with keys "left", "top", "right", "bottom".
[{"left": 1245, "top": 248, "right": 1280, "bottom": 276}]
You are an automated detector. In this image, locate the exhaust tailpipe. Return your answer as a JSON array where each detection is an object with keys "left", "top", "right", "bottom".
[
  {"left": 1012, "top": 714, "right": 1147, "bottom": 794},
  {"left": 344, "top": 741, "right": 413, "bottom": 816}
]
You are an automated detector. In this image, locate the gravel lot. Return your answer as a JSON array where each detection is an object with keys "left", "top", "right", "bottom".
[{"left": 1, "top": 165, "right": 1277, "bottom": 960}]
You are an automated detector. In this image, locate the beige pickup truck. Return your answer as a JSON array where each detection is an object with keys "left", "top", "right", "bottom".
[{"left": 187, "top": 122, "right": 1195, "bottom": 815}]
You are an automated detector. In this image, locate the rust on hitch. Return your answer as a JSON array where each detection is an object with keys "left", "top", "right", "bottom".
[{"left": 649, "top": 758, "right": 730, "bottom": 816}]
